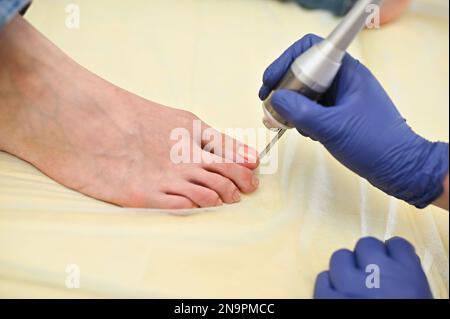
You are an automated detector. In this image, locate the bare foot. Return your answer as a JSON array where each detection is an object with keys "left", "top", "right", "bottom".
[{"left": 0, "top": 16, "right": 259, "bottom": 209}]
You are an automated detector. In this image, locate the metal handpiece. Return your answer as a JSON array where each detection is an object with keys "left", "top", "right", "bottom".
[
  {"left": 260, "top": 0, "right": 382, "bottom": 158},
  {"left": 262, "top": 68, "right": 322, "bottom": 131}
]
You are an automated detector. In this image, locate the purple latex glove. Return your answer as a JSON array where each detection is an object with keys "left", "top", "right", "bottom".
[
  {"left": 314, "top": 237, "right": 433, "bottom": 299},
  {"left": 259, "top": 34, "right": 449, "bottom": 208}
]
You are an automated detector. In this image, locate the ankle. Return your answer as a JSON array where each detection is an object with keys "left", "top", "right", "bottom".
[{"left": 0, "top": 16, "right": 78, "bottom": 151}]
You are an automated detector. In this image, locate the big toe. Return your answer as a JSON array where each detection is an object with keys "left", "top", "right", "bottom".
[
  {"left": 201, "top": 126, "right": 259, "bottom": 169},
  {"left": 236, "top": 144, "right": 260, "bottom": 170}
]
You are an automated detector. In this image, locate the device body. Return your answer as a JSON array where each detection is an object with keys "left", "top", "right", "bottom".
[{"left": 262, "top": 0, "right": 382, "bottom": 131}]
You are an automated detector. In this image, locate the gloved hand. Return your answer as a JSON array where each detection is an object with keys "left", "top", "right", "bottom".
[
  {"left": 259, "top": 34, "right": 449, "bottom": 208},
  {"left": 314, "top": 237, "right": 433, "bottom": 299}
]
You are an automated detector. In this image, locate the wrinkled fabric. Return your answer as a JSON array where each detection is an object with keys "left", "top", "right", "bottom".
[{"left": 0, "top": 0, "right": 448, "bottom": 298}]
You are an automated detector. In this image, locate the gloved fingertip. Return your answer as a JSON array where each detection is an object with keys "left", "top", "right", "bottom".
[
  {"left": 271, "top": 90, "right": 296, "bottom": 120},
  {"left": 330, "top": 249, "right": 356, "bottom": 269},
  {"left": 354, "top": 237, "right": 387, "bottom": 269},
  {"left": 271, "top": 89, "right": 314, "bottom": 120},
  {"left": 385, "top": 236, "right": 414, "bottom": 248},
  {"left": 314, "top": 271, "right": 332, "bottom": 295},
  {"left": 356, "top": 236, "right": 385, "bottom": 249},
  {"left": 258, "top": 86, "right": 271, "bottom": 101},
  {"left": 385, "top": 236, "right": 420, "bottom": 267},
  {"left": 262, "top": 66, "right": 274, "bottom": 85},
  {"left": 271, "top": 89, "right": 296, "bottom": 108},
  {"left": 272, "top": 89, "right": 329, "bottom": 140},
  {"left": 294, "top": 33, "right": 324, "bottom": 56},
  {"left": 303, "top": 33, "right": 323, "bottom": 45},
  {"left": 314, "top": 271, "right": 343, "bottom": 299},
  {"left": 262, "top": 62, "right": 284, "bottom": 88}
]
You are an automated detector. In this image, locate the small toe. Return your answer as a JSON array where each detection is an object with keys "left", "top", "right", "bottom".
[
  {"left": 188, "top": 169, "right": 241, "bottom": 204},
  {"left": 202, "top": 153, "right": 259, "bottom": 194},
  {"left": 166, "top": 181, "right": 223, "bottom": 208},
  {"left": 152, "top": 194, "right": 197, "bottom": 210}
]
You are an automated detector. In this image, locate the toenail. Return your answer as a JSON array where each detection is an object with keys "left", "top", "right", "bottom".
[
  {"left": 252, "top": 176, "right": 259, "bottom": 188},
  {"left": 238, "top": 146, "right": 258, "bottom": 164},
  {"left": 232, "top": 190, "right": 241, "bottom": 202},
  {"left": 216, "top": 198, "right": 223, "bottom": 206}
]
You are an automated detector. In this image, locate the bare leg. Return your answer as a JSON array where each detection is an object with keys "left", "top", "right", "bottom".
[{"left": 0, "top": 16, "right": 260, "bottom": 209}]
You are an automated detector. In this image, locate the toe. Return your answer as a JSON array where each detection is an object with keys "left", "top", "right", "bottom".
[
  {"left": 236, "top": 144, "right": 260, "bottom": 170},
  {"left": 202, "top": 153, "right": 259, "bottom": 194},
  {"left": 188, "top": 169, "right": 241, "bottom": 204},
  {"left": 166, "top": 182, "right": 223, "bottom": 208},
  {"left": 201, "top": 124, "right": 259, "bottom": 169},
  {"left": 123, "top": 190, "right": 196, "bottom": 209},
  {"left": 155, "top": 195, "right": 197, "bottom": 210}
]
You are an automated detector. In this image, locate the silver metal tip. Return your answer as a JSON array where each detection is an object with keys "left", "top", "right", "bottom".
[{"left": 259, "top": 129, "right": 287, "bottom": 159}]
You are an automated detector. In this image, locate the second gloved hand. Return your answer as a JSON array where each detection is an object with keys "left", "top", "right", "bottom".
[
  {"left": 259, "top": 34, "right": 449, "bottom": 208},
  {"left": 314, "top": 237, "right": 433, "bottom": 299}
]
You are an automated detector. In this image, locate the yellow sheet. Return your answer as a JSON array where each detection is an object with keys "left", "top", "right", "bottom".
[{"left": 0, "top": 0, "right": 448, "bottom": 298}]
